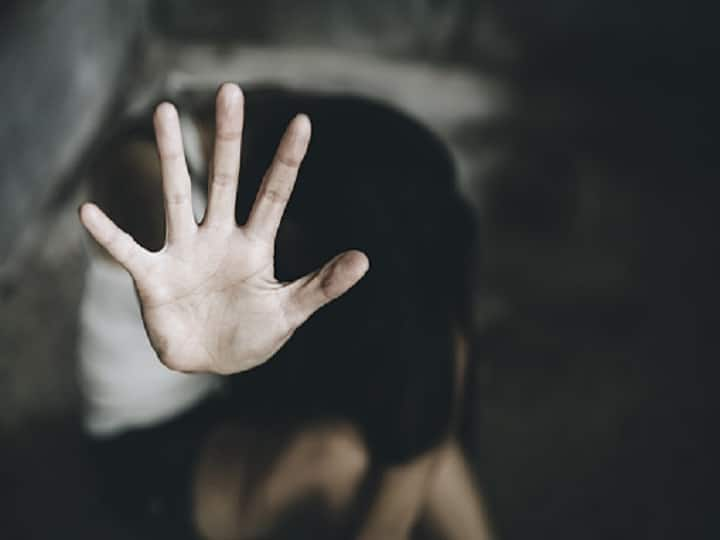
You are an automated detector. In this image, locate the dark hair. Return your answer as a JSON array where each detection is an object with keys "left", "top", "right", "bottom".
[
  {"left": 87, "top": 126, "right": 166, "bottom": 253},
  {"left": 89, "top": 87, "right": 476, "bottom": 465},
  {"left": 229, "top": 88, "right": 476, "bottom": 464}
]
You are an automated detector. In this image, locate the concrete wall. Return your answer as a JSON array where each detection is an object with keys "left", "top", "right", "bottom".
[{"left": 0, "top": 0, "right": 145, "bottom": 262}]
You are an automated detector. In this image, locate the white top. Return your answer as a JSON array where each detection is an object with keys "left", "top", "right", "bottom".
[{"left": 78, "top": 256, "right": 221, "bottom": 437}]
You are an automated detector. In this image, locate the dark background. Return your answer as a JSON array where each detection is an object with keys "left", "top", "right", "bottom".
[{"left": 0, "top": 1, "right": 715, "bottom": 538}]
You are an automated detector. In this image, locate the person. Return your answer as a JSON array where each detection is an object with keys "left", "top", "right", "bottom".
[{"left": 79, "top": 83, "right": 493, "bottom": 539}]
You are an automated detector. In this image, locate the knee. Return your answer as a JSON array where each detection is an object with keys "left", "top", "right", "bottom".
[
  {"left": 325, "top": 422, "right": 369, "bottom": 478},
  {"left": 300, "top": 421, "right": 369, "bottom": 508}
]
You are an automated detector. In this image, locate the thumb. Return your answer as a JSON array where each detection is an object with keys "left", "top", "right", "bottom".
[{"left": 286, "top": 250, "right": 370, "bottom": 327}]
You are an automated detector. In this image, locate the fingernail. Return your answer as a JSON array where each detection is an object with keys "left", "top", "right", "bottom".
[
  {"left": 156, "top": 102, "right": 175, "bottom": 119},
  {"left": 220, "top": 83, "right": 242, "bottom": 107},
  {"left": 294, "top": 114, "right": 311, "bottom": 136}
]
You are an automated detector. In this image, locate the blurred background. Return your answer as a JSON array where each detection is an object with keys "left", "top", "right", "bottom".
[{"left": 0, "top": 1, "right": 715, "bottom": 538}]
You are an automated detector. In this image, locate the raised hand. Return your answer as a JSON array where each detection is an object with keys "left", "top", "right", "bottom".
[{"left": 79, "top": 83, "right": 369, "bottom": 374}]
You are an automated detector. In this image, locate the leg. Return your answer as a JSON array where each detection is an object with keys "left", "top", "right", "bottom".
[
  {"left": 421, "top": 440, "right": 495, "bottom": 540},
  {"left": 193, "top": 420, "right": 368, "bottom": 540},
  {"left": 356, "top": 326, "right": 488, "bottom": 540},
  {"left": 416, "top": 327, "right": 494, "bottom": 540},
  {"left": 353, "top": 451, "right": 437, "bottom": 540}
]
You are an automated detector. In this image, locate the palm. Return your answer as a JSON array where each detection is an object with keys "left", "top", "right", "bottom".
[
  {"left": 136, "top": 231, "right": 281, "bottom": 374},
  {"left": 80, "top": 84, "right": 368, "bottom": 374}
]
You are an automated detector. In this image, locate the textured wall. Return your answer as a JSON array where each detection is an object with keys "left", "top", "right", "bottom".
[{"left": 0, "top": 0, "right": 144, "bottom": 262}]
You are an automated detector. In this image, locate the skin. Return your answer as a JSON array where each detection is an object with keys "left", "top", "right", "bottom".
[
  {"left": 79, "top": 83, "right": 370, "bottom": 375},
  {"left": 81, "top": 84, "right": 494, "bottom": 538},
  {"left": 190, "top": 328, "right": 494, "bottom": 540}
]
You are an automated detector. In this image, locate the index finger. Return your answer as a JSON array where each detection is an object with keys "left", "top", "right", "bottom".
[{"left": 153, "top": 102, "right": 195, "bottom": 243}]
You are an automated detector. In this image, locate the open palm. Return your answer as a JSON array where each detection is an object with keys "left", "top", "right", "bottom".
[{"left": 80, "top": 83, "right": 369, "bottom": 374}]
